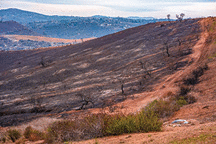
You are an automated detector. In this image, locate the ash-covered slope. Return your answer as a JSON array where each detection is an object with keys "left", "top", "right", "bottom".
[{"left": 0, "top": 19, "right": 202, "bottom": 126}]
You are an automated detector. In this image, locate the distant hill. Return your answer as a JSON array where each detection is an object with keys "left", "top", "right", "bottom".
[
  {"left": 0, "top": 8, "right": 57, "bottom": 24},
  {"left": 26, "top": 17, "right": 154, "bottom": 39},
  {"left": 0, "top": 20, "right": 38, "bottom": 36},
  {"left": 0, "top": 8, "right": 169, "bottom": 39}
]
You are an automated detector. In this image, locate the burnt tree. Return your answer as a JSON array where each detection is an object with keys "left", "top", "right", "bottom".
[{"left": 164, "top": 41, "right": 170, "bottom": 57}]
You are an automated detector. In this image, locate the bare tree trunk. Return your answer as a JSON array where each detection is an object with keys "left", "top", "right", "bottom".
[
  {"left": 178, "top": 39, "right": 182, "bottom": 46},
  {"left": 121, "top": 84, "right": 124, "bottom": 94},
  {"left": 166, "top": 46, "right": 170, "bottom": 57}
]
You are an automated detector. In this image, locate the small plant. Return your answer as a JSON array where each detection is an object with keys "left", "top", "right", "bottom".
[
  {"left": 179, "top": 86, "right": 190, "bottom": 96},
  {"left": 14, "top": 137, "right": 26, "bottom": 144},
  {"left": 24, "top": 126, "right": 44, "bottom": 141},
  {"left": 175, "top": 86, "right": 196, "bottom": 104},
  {"left": 208, "top": 53, "right": 216, "bottom": 59},
  {"left": 1, "top": 137, "right": 6, "bottom": 143},
  {"left": 7, "top": 129, "right": 21, "bottom": 142},
  {"left": 184, "top": 64, "right": 208, "bottom": 85},
  {"left": 145, "top": 99, "right": 180, "bottom": 118},
  {"left": 176, "top": 96, "right": 188, "bottom": 107},
  {"left": 148, "top": 135, "right": 152, "bottom": 137}
]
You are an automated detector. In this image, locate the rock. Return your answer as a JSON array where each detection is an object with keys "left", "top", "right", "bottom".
[{"left": 172, "top": 119, "right": 188, "bottom": 124}]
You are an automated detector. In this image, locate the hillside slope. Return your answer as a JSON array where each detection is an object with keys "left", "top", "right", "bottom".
[
  {"left": 0, "top": 18, "right": 204, "bottom": 127},
  {"left": 0, "top": 17, "right": 216, "bottom": 144},
  {"left": 0, "top": 20, "right": 38, "bottom": 35},
  {"left": 73, "top": 17, "right": 216, "bottom": 144}
]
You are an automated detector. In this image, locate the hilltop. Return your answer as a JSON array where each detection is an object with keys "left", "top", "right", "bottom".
[{"left": 0, "top": 17, "right": 215, "bottom": 143}]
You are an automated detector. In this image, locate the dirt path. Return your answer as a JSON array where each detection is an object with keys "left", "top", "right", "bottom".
[{"left": 164, "top": 20, "right": 209, "bottom": 87}]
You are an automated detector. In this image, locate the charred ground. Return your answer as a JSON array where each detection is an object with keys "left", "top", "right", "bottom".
[{"left": 0, "top": 18, "right": 203, "bottom": 126}]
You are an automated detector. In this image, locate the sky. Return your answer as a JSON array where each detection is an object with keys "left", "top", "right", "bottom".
[{"left": 1, "top": 0, "right": 216, "bottom": 18}]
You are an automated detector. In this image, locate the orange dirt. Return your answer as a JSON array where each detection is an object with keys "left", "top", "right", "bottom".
[{"left": 3, "top": 35, "right": 95, "bottom": 43}]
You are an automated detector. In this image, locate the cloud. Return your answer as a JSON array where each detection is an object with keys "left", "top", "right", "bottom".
[{"left": 1, "top": 0, "right": 216, "bottom": 18}]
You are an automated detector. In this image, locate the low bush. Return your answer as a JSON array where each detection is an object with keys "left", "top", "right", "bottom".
[
  {"left": 14, "top": 137, "right": 26, "bottom": 144},
  {"left": 145, "top": 99, "right": 180, "bottom": 118},
  {"left": 7, "top": 129, "right": 21, "bottom": 142},
  {"left": 45, "top": 110, "right": 162, "bottom": 143},
  {"left": 24, "top": 126, "right": 45, "bottom": 141},
  {"left": 184, "top": 64, "right": 208, "bottom": 85},
  {"left": 176, "top": 96, "right": 188, "bottom": 107},
  {"left": 0, "top": 137, "right": 6, "bottom": 143},
  {"left": 175, "top": 86, "right": 196, "bottom": 104},
  {"left": 103, "top": 110, "right": 162, "bottom": 136},
  {"left": 185, "top": 95, "right": 197, "bottom": 104},
  {"left": 179, "top": 86, "right": 191, "bottom": 96},
  {"left": 46, "top": 114, "right": 104, "bottom": 143}
]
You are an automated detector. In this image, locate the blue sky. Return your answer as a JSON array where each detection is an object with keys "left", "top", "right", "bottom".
[{"left": 1, "top": 0, "right": 216, "bottom": 18}]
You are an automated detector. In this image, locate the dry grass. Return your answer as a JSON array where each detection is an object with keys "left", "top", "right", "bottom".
[
  {"left": 7, "top": 129, "right": 21, "bottom": 142},
  {"left": 23, "top": 126, "right": 45, "bottom": 141},
  {"left": 45, "top": 109, "right": 162, "bottom": 143}
]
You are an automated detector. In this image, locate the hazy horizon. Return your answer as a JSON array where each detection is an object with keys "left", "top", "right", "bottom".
[{"left": 1, "top": 0, "right": 216, "bottom": 19}]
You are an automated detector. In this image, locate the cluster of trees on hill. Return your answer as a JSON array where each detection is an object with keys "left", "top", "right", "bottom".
[{"left": 167, "top": 13, "right": 185, "bottom": 22}]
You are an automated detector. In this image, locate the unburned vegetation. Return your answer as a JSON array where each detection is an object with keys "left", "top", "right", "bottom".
[{"left": 45, "top": 108, "right": 162, "bottom": 143}]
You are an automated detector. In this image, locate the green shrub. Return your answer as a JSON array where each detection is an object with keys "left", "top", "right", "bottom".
[
  {"left": 103, "top": 109, "right": 162, "bottom": 136},
  {"left": 7, "top": 129, "right": 21, "bottom": 142},
  {"left": 46, "top": 111, "right": 162, "bottom": 143},
  {"left": 1, "top": 137, "right": 6, "bottom": 143},
  {"left": 24, "top": 126, "right": 44, "bottom": 141},
  {"left": 103, "top": 114, "right": 137, "bottom": 135},
  {"left": 145, "top": 99, "right": 180, "bottom": 118},
  {"left": 176, "top": 97, "right": 188, "bottom": 107}
]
